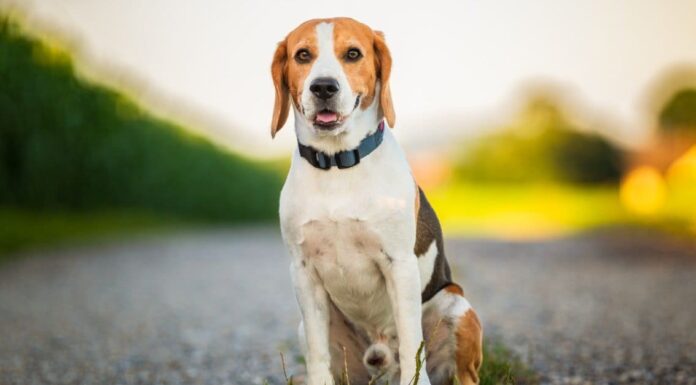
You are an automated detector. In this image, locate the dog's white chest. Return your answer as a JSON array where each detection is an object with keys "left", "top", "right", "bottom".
[
  {"left": 280, "top": 131, "right": 417, "bottom": 339},
  {"left": 300, "top": 217, "right": 395, "bottom": 335}
]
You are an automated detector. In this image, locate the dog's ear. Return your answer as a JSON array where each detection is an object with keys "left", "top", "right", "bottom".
[
  {"left": 373, "top": 31, "right": 395, "bottom": 128},
  {"left": 271, "top": 39, "right": 290, "bottom": 138}
]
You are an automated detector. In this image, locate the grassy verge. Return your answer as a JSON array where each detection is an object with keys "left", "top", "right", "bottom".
[{"left": 0, "top": 208, "right": 181, "bottom": 261}]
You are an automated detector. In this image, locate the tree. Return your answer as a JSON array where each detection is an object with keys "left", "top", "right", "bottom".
[
  {"left": 454, "top": 97, "right": 623, "bottom": 184},
  {"left": 659, "top": 89, "right": 696, "bottom": 131}
]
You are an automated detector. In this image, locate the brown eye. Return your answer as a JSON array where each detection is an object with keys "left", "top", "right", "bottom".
[
  {"left": 295, "top": 49, "right": 311, "bottom": 63},
  {"left": 345, "top": 48, "right": 362, "bottom": 62}
]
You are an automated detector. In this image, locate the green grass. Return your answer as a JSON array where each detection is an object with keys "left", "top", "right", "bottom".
[
  {"left": 0, "top": 208, "right": 181, "bottom": 261},
  {"left": 480, "top": 341, "right": 538, "bottom": 385}
]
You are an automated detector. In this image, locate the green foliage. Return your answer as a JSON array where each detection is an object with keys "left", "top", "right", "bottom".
[
  {"left": 659, "top": 89, "right": 696, "bottom": 131},
  {"left": 455, "top": 99, "right": 623, "bottom": 184},
  {"left": 0, "top": 17, "right": 283, "bottom": 221}
]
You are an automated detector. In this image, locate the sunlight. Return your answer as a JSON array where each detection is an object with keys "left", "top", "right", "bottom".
[{"left": 667, "top": 145, "right": 696, "bottom": 184}]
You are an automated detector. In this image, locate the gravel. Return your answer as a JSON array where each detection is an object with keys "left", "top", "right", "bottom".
[
  {"left": 0, "top": 227, "right": 694, "bottom": 385},
  {"left": 449, "top": 230, "right": 696, "bottom": 385}
]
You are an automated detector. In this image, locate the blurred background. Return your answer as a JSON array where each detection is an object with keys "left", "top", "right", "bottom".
[
  {"left": 1, "top": 1, "right": 695, "bottom": 384},
  {"left": 1, "top": 0, "right": 696, "bottom": 250}
]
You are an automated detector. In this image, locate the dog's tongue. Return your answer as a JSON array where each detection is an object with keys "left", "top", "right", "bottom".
[{"left": 316, "top": 111, "right": 338, "bottom": 123}]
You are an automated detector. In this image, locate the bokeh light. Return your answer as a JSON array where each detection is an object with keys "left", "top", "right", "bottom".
[{"left": 620, "top": 166, "right": 667, "bottom": 216}]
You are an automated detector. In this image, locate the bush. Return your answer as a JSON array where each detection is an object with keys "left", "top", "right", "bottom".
[
  {"left": 0, "top": 18, "right": 283, "bottom": 222},
  {"left": 659, "top": 89, "right": 696, "bottom": 131},
  {"left": 454, "top": 98, "right": 623, "bottom": 184}
]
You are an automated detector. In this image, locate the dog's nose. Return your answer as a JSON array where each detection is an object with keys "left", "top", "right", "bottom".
[
  {"left": 366, "top": 354, "right": 385, "bottom": 367},
  {"left": 310, "top": 77, "right": 340, "bottom": 100}
]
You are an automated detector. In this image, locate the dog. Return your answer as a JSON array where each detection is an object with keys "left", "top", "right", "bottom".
[{"left": 271, "top": 17, "right": 483, "bottom": 385}]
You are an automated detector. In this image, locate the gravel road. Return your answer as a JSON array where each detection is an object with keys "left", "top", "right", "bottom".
[{"left": 0, "top": 228, "right": 694, "bottom": 385}]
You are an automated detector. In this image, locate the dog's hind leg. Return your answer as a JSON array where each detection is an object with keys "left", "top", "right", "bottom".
[
  {"left": 327, "top": 303, "right": 372, "bottom": 385},
  {"left": 422, "top": 284, "right": 482, "bottom": 385}
]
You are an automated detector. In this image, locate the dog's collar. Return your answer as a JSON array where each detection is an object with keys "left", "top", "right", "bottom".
[{"left": 298, "top": 121, "right": 385, "bottom": 170}]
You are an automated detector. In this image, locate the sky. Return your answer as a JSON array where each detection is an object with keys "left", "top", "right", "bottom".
[{"left": 3, "top": 0, "right": 696, "bottom": 157}]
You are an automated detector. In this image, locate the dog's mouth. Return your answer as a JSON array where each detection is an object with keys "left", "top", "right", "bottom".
[
  {"left": 312, "top": 95, "right": 362, "bottom": 131},
  {"left": 313, "top": 109, "right": 341, "bottom": 130}
]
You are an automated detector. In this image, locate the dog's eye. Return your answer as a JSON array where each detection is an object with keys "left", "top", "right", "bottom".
[
  {"left": 345, "top": 48, "right": 362, "bottom": 62},
  {"left": 295, "top": 49, "right": 312, "bottom": 63}
]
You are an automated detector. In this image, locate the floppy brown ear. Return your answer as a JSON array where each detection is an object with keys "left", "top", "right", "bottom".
[
  {"left": 373, "top": 31, "right": 395, "bottom": 128},
  {"left": 271, "top": 40, "right": 290, "bottom": 138}
]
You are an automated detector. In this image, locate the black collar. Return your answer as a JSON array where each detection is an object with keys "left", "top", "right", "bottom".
[{"left": 298, "top": 121, "right": 385, "bottom": 170}]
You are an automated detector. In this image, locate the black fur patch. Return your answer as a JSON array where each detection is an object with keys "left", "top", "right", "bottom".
[{"left": 414, "top": 187, "right": 453, "bottom": 303}]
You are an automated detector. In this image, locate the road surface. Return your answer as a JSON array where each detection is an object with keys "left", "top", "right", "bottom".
[{"left": 0, "top": 228, "right": 695, "bottom": 384}]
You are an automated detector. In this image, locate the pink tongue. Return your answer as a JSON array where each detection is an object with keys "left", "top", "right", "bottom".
[{"left": 316, "top": 111, "right": 338, "bottom": 123}]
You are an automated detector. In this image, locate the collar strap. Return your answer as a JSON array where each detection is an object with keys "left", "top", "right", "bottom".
[{"left": 298, "top": 121, "right": 385, "bottom": 170}]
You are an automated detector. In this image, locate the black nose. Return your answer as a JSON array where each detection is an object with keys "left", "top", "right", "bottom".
[
  {"left": 310, "top": 77, "right": 340, "bottom": 100},
  {"left": 366, "top": 354, "right": 385, "bottom": 367}
]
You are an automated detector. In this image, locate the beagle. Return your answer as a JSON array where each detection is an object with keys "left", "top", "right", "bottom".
[{"left": 271, "top": 18, "right": 482, "bottom": 385}]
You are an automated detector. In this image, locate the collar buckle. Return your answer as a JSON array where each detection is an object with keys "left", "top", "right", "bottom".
[
  {"left": 335, "top": 149, "right": 360, "bottom": 169},
  {"left": 314, "top": 151, "right": 332, "bottom": 170}
]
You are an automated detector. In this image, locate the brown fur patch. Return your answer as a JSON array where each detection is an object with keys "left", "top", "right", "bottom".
[
  {"left": 443, "top": 283, "right": 464, "bottom": 296},
  {"left": 455, "top": 310, "right": 483, "bottom": 385},
  {"left": 270, "top": 39, "right": 290, "bottom": 136},
  {"left": 283, "top": 20, "right": 319, "bottom": 113},
  {"left": 372, "top": 31, "right": 395, "bottom": 127},
  {"left": 331, "top": 19, "right": 378, "bottom": 110}
]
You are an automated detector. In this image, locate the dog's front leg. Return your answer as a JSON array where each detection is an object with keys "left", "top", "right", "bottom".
[
  {"left": 381, "top": 255, "right": 431, "bottom": 385},
  {"left": 291, "top": 258, "right": 334, "bottom": 385}
]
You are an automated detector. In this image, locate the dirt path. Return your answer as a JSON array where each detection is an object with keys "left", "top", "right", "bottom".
[{"left": 0, "top": 228, "right": 694, "bottom": 384}]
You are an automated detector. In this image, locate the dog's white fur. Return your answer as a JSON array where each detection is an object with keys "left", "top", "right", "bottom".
[{"left": 280, "top": 107, "right": 425, "bottom": 385}]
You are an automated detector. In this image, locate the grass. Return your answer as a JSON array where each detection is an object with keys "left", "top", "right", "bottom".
[
  {"left": 479, "top": 341, "right": 538, "bottom": 385},
  {"left": 0, "top": 207, "right": 182, "bottom": 261}
]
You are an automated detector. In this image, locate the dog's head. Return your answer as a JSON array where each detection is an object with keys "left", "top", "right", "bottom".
[{"left": 270, "top": 18, "right": 394, "bottom": 144}]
